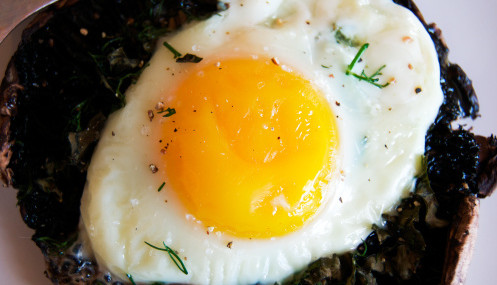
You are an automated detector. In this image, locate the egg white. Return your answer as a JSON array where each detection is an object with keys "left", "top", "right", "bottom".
[{"left": 80, "top": 0, "right": 443, "bottom": 284}]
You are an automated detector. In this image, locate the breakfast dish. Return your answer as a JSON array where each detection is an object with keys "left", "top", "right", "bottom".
[{"left": 0, "top": 0, "right": 495, "bottom": 284}]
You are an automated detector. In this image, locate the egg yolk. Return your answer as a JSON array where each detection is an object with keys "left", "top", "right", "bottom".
[{"left": 159, "top": 58, "right": 338, "bottom": 238}]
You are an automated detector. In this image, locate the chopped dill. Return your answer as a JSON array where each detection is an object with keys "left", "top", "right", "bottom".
[
  {"left": 163, "top": 41, "right": 182, "bottom": 58},
  {"left": 346, "top": 43, "right": 389, "bottom": 88},
  {"left": 88, "top": 52, "right": 114, "bottom": 94},
  {"left": 162, "top": 42, "right": 203, "bottom": 63},
  {"left": 176, "top": 53, "right": 203, "bottom": 63},
  {"left": 158, "top": 182, "right": 166, "bottom": 192},
  {"left": 101, "top": 37, "right": 124, "bottom": 53},
  {"left": 126, "top": 273, "right": 137, "bottom": 285},
  {"left": 145, "top": 241, "right": 189, "bottom": 274},
  {"left": 158, "top": 107, "right": 176, "bottom": 117},
  {"left": 70, "top": 100, "right": 88, "bottom": 132},
  {"left": 334, "top": 28, "right": 359, "bottom": 47}
]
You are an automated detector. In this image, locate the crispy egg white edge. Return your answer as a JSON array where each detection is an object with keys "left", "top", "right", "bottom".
[{"left": 80, "top": 0, "right": 443, "bottom": 284}]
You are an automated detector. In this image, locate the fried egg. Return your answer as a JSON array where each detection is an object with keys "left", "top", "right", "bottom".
[{"left": 80, "top": 0, "right": 443, "bottom": 283}]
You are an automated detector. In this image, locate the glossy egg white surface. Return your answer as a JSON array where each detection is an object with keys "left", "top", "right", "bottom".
[
  {"left": 1, "top": 1, "right": 496, "bottom": 285},
  {"left": 79, "top": 0, "right": 443, "bottom": 284}
]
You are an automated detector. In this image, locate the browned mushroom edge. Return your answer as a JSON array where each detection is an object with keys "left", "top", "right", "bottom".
[{"left": 0, "top": 0, "right": 496, "bottom": 284}]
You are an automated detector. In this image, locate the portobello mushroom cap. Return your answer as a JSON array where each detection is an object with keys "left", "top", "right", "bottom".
[{"left": 0, "top": 0, "right": 496, "bottom": 284}]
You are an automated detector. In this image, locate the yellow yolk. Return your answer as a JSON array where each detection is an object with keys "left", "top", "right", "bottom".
[{"left": 157, "top": 58, "right": 338, "bottom": 238}]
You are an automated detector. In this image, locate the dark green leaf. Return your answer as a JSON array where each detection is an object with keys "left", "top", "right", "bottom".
[
  {"left": 163, "top": 41, "right": 182, "bottom": 58},
  {"left": 176, "top": 53, "right": 203, "bottom": 63},
  {"left": 144, "top": 241, "right": 188, "bottom": 275}
]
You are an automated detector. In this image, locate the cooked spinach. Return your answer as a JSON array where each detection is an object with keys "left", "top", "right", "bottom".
[{"left": 1, "top": 0, "right": 488, "bottom": 284}]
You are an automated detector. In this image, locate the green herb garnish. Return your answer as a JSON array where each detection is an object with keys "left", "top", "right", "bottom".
[
  {"left": 126, "top": 273, "right": 137, "bottom": 285},
  {"left": 163, "top": 42, "right": 203, "bottom": 63},
  {"left": 321, "top": 65, "right": 332, "bottom": 68},
  {"left": 158, "top": 107, "right": 176, "bottom": 117},
  {"left": 346, "top": 43, "right": 369, "bottom": 75},
  {"left": 334, "top": 28, "right": 359, "bottom": 47},
  {"left": 163, "top": 41, "right": 182, "bottom": 58},
  {"left": 101, "top": 37, "right": 124, "bottom": 53},
  {"left": 144, "top": 241, "right": 189, "bottom": 274},
  {"left": 158, "top": 182, "right": 166, "bottom": 192},
  {"left": 346, "top": 43, "right": 390, "bottom": 88},
  {"left": 70, "top": 100, "right": 88, "bottom": 132},
  {"left": 176, "top": 53, "right": 203, "bottom": 63}
]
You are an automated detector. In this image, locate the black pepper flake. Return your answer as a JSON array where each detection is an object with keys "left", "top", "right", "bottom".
[
  {"left": 149, "top": 164, "right": 159, "bottom": 173},
  {"left": 227, "top": 241, "right": 233, "bottom": 249},
  {"left": 339, "top": 197, "right": 343, "bottom": 203},
  {"left": 111, "top": 131, "right": 115, "bottom": 136},
  {"left": 148, "top": 110, "right": 154, "bottom": 121},
  {"left": 335, "top": 101, "right": 341, "bottom": 106},
  {"left": 415, "top": 87, "right": 422, "bottom": 94},
  {"left": 174, "top": 128, "right": 178, "bottom": 132},
  {"left": 277, "top": 136, "right": 281, "bottom": 140},
  {"left": 385, "top": 144, "right": 388, "bottom": 149}
]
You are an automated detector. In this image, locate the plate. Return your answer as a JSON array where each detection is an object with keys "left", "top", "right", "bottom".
[{"left": 0, "top": 1, "right": 495, "bottom": 284}]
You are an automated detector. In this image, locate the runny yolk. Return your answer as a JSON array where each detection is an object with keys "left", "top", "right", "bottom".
[{"left": 159, "top": 58, "right": 338, "bottom": 239}]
